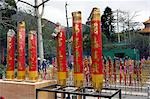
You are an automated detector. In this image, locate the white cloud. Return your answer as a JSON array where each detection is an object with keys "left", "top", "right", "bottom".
[{"left": 16, "top": 0, "right": 150, "bottom": 27}]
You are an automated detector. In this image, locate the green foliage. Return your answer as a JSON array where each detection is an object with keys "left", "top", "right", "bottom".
[
  {"left": 103, "top": 42, "right": 127, "bottom": 51},
  {"left": 0, "top": 0, "right": 17, "bottom": 40},
  {"left": 83, "top": 27, "right": 90, "bottom": 53},
  {"left": 0, "top": 0, "right": 17, "bottom": 64},
  {"left": 5, "top": 0, "right": 17, "bottom": 8},
  {"left": 23, "top": 13, "right": 37, "bottom": 33},
  {"left": 83, "top": 26, "right": 108, "bottom": 55},
  {"left": 102, "top": 33, "right": 108, "bottom": 44},
  {"left": 101, "top": 6, "right": 115, "bottom": 42},
  {"left": 42, "top": 22, "right": 56, "bottom": 58},
  {"left": 127, "top": 33, "right": 150, "bottom": 58},
  {"left": 1, "top": 0, "right": 17, "bottom": 28},
  {"left": 0, "top": 64, "right": 5, "bottom": 78}
]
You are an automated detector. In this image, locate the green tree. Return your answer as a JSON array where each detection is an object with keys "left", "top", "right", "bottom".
[
  {"left": 83, "top": 26, "right": 108, "bottom": 56},
  {"left": 128, "top": 33, "right": 150, "bottom": 59},
  {"left": 1, "top": 0, "right": 17, "bottom": 29},
  {"left": 83, "top": 27, "right": 91, "bottom": 56},
  {"left": 42, "top": 21, "right": 56, "bottom": 58},
  {"left": 101, "top": 7, "right": 115, "bottom": 42},
  {"left": 0, "top": 0, "right": 17, "bottom": 64}
]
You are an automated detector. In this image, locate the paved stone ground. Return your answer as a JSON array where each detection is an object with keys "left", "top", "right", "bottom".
[
  {"left": 121, "top": 95, "right": 147, "bottom": 99},
  {"left": 81, "top": 95, "right": 148, "bottom": 99},
  {"left": 68, "top": 95, "right": 148, "bottom": 99}
]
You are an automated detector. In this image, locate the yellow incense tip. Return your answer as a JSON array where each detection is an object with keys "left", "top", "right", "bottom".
[
  {"left": 58, "top": 72, "right": 67, "bottom": 86},
  {"left": 17, "top": 71, "right": 25, "bottom": 80},
  {"left": 92, "top": 74, "right": 103, "bottom": 92},
  {"left": 6, "top": 71, "right": 14, "bottom": 80},
  {"left": 74, "top": 73, "right": 83, "bottom": 88},
  {"left": 19, "top": 21, "right": 25, "bottom": 27},
  {"left": 29, "top": 71, "right": 38, "bottom": 81}
]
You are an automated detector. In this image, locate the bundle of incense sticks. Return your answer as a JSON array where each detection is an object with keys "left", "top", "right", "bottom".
[
  {"left": 119, "top": 59, "right": 123, "bottom": 85},
  {"left": 108, "top": 58, "right": 112, "bottom": 84},
  {"left": 83, "top": 57, "right": 90, "bottom": 86},
  {"left": 113, "top": 59, "right": 116, "bottom": 85},
  {"left": 129, "top": 59, "right": 133, "bottom": 86},
  {"left": 103, "top": 58, "right": 107, "bottom": 86},
  {"left": 133, "top": 60, "right": 137, "bottom": 86},
  {"left": 139, "top": 60, "right": 143, "bottom": 86},
  {"left": 124, "top": 59, "right": 127, "bottom": 86}
]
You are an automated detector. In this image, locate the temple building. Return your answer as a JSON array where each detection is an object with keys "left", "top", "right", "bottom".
[
  {"left": 139, "top": 17, "right": 150, "bottom": 36},
  {"left": 139, "top": 17, "right": 150, "bottom": 58}
]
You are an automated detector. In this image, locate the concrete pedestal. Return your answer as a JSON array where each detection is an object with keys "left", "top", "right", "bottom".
[{"left": 0, "top": 79, "right": 56, "bottom": 99}]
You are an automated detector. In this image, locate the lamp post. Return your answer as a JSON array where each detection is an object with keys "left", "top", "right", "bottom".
[
  {"left": 65, "top": 2, "right": 71, "bottom": 58},
  {"left": 35, "top": 0, "right": 44, "bottom": 65}
]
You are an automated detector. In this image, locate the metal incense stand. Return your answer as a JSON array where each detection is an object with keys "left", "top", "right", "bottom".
[{"left": 36, "top": 84, "right": 122, "bottom": 99}]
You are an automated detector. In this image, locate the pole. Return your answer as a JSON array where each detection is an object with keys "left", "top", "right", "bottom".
[
  {"left": 117, "top": 9, "right": 120, "bottom": 43},
  {"left": 65, "top": 2, "right": 71, "bottom": 57},
  {"left": 149, "top": 35, "right": 150, "bottom": 56},
  {"left": 35, "top": 0, "right": 44, "bottom": 64},
  {"left": 0, "top": 11, "right": 2, "bottom": 64},
  {"left": 127, "top": 14, "right": 131, "bottom": 42}
]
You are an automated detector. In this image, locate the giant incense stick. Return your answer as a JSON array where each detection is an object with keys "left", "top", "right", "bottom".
[
  {"left": 72, "top": 11, "right": 83, "bottom": 88},
  {"left": 56, "top": 26, "right": 67, "bottom": 87},
  {"left": 90, "top": 8, "right": 103, "bottom": 91},
  {"left": 6, "top": 29, "right": 15, "bottom": 80},
  {"left": 17, "top": 21, "right": 26, "bottom": 80},
  {"left": 28, "top": 31, "right": 38, "bottom": 81}
]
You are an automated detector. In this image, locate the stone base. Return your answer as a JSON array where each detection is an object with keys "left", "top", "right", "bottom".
[{"left": 0, "top": 79, "right": 56, "bottom": 99}]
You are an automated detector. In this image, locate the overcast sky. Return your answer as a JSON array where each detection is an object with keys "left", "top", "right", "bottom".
[{"left": 16, "top": 0, "right": 150, "bottom": 27}]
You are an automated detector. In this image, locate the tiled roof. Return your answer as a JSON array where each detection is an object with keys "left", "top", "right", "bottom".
[
  {"left": 139, "top": 28, "right": 150, "bottom": 33},
  {"left": 143, "top": 18, "right": 150, "bottom": 24}
]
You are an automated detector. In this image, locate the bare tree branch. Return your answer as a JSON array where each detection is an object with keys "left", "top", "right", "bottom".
[{"left": 17, "top": 0, "right": 35, "bottom": 8}]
